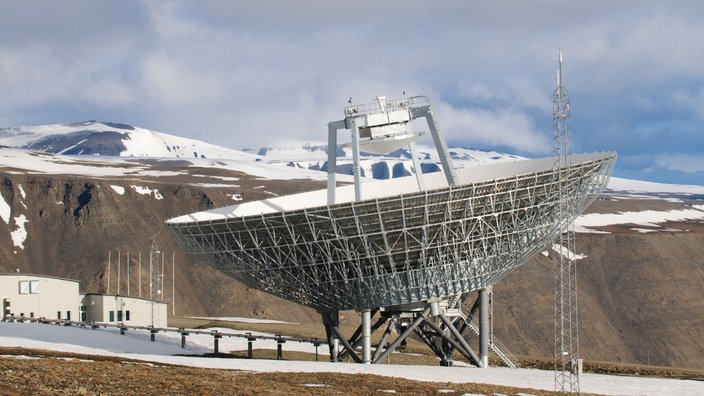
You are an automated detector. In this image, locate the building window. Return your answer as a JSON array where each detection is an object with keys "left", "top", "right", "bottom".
[
  {"left": 117, "top": 310, "right": 123, "bottom": 322},
  {"left": 125, "top": 311, "right": 130, "bottom": 321},
  {"left": 109, "top": 311, "right": 114, "bottom": 322},
  {"left": 18, "top": 280, "right": 40, "bottom": 294},
  {"left": 57, "top": 311, "right": 61, "bottom": 320},
  {"left": 66, "top": 311, "right": 71, "bottom": 321}
]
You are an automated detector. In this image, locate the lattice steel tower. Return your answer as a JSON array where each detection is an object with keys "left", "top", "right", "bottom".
[{"left": 553, "top": 51, "right": 580, "bottom": 393}]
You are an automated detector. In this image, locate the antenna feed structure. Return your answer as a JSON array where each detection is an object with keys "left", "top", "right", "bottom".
[{"left": 327, "top": 95, "right": 457, "bottom": 204}]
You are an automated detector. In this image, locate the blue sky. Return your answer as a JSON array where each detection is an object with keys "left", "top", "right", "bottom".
[{"left": 1, "top": 1, "right": 703, "bottom": 185}]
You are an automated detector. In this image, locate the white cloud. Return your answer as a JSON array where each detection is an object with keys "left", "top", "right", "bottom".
[
  {"left": 436, "top": 103, "right": 550, "bottom": 154},
  {"left": 2, "top": 1, "right": 704, "bottom": 183},
  {"left": 655, "top": 153, "right": 704, "bottom": 173},
  {"left": 672, "top": 85, "right": 704, "bottom": 122}
]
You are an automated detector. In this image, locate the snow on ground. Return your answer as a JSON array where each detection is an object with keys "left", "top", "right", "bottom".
[
  {"left": 10, "top": 214, "right": 28, "bottom": 249},
  {"left": 607, "top": 177, "right": 704, "bottom": 196},
  {"left": 0, "top": 147, "right": 332, "bottom": 182},
  {"left": 187, "top": 316, "right": 295, "bottom": 324},
  {"left": 575, "top": 207, "right": 704, "bottom": 233},
  {"left": 130, "top": 185, "right": 164, "bottom": 200},
  {"left": 110, "top": 185, "right": 125, "bottom": 195},
  {"left": 0, "top": 322, "right": 701, "bottom": 396},
  {"left": 551, "top": 243, "right": 586, "bottom": 260},
  {"left": 0, "top": 192, "right": 10, "bottom": 224}
]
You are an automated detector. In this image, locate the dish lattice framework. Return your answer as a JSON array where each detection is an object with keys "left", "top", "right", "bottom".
[{"left": 167, "top": 152, "right": 615, "bottom": 312}]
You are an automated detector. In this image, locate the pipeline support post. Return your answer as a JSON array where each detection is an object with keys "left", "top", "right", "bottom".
[{"left": 276, "top": 336, "right": 285, "bottom": 360}]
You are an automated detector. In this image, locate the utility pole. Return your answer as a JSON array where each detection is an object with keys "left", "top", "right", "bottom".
[
  {"left": 149, "top": 235, "right": 160, "bottom": 327},
  {"left": 107, "top": 251, "right": 111, "bottom": 294},
  {"left": 172, "top": 252, "right": 176, "bottom": 315},
  {"left": 553, "top": 50, "right": 580, "bottom": 393}
]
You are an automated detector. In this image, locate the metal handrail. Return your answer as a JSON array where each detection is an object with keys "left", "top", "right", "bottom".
[
  {"left": 3, "top": 316, "right": 325, "bottom": 347},
  {"left": 344, "top": 95, "right": 430, "bottom": 117}
]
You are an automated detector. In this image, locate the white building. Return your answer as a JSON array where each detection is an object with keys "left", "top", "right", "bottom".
[
  {"left": 82, "top": 293, "right": 168, "bottom": 328},
  {"left": 1, "top": 273, "right": 168, "bottom": 328},
  {"left": 1, "top": 273, "right": 81, "bottom": 321}
]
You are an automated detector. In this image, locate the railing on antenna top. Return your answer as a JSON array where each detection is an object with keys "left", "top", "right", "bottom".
[{"left": 344, "top": 95, "right": 430, "bottom": 117}]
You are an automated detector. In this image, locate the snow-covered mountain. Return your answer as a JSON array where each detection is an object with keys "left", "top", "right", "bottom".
[
  {"left": 0, "top": 121, "right": 257, "bottom": 160},
  {"left": 4, "top": 121, "right": 704, "bottom": 198},
  {"left": 0, "top": 121, "right": 523, "bottom": 181},
  {"left": 247, "top": 141, "right": 522, "bottom": 179}
]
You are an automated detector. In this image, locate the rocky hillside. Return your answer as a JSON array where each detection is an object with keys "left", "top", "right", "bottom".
[
  {"left": 0, "top": 155, "right": 326, "bottom": 323},
  {"left": 493, "top": 197, "right": 704, "bottom": 369},
  {"left": 0, "top": 147, "right": 702, "bottom": 370}
]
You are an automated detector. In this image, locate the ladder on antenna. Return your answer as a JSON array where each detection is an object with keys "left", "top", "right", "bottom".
[{"left": 552, "top": 51, "right": 580, "bottom": 393}]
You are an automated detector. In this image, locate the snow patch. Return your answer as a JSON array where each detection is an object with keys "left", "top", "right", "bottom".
[
  {"left": 607, "top": 177, "right": 704, "bottom": 195},
  {"left": 17, "top": 184, "right": 26, "bottom": 200},
  {"left": 16, "top": 184, "right": 27, "bottom": 209},
  {"left": 575, "top": 208, "right": 704, "bottom": 233},
  {"left": 631, "top": 228, "right": 657, "bottom": 233},
  {"left": 58, "top": 139, "right": 87, "bottom": 155},
  {"left": 0, "top": 193, "right": 11, "bottom": 224},
  {"left": 111, "top": 185, "right": 125, "bottom": 195},
  {"left": 130, "top": 185, "right": 163, "bottom": 200},
  {"left": 192, "top": 183, "right": 240, "bottom": 188},
  {"left": 229, "top": 194, "right": 244, "bottom": 201},
  {"left": 11, "top": 214, "right": 28, "bottom": 249},
  {"left": 551, "top": 244, "right": 586, "bottom": 261}
]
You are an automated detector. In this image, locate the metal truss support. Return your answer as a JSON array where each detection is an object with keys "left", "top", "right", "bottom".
[
  {"left": 325, "top": 300, "right": 484, "bottom": 367},
  {"left": 321, "top": 310, "right": 341, "bottom": 362},
  {"left": 373, "top": 307, "right": 430, "bottom": 364},
  {"left": 438, "top": 312, "right": 482, "bottom": 366},
  {"left": 362, "top": 309, "right": 372, "bottom": 363},
  {"left": 349, "top": 118, "right": 363, "bottom": 201},
  {"left": 408, "top": 141, "right": 426, "bottom": 191},
  {"left": 479, "top": 288, "right": 490, "bottom": 368},
  {"left": 327, "top": 95, "right": 457, "bottom": 206},
  {"left": 410, "top": 104, "right": 458, "bottom": 186},
  {"left": 327, "top": 120, "right": 346, "bottom": 205},
  {"left": 372, "top": 316, "right": 397, "bottom": 362}
]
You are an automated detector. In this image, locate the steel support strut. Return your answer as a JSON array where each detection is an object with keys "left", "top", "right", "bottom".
[
  {"left": 373, "top": 307, "right": 431, "bottom": 364},
  {"left": 479, "top": 288, "right": 489, "bottom": 368},
  {"left": 362, "top": 309, "right": 372, "bottom": 363}
]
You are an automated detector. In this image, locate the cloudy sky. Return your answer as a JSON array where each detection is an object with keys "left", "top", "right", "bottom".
[{"left": 1, "top": 1, "right": 703, "bottom": 184}]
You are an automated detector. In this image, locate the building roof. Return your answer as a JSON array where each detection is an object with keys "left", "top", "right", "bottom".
[{"left": 0, "top": 273, "right": 80, "bottom": 284}]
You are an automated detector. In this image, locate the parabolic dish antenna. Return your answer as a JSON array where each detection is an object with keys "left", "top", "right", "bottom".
[{"left": 167, "top": 95, "right": 616, "bottom": 366}]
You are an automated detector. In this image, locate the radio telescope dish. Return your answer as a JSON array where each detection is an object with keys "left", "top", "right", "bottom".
[{"left": 166, "top": 95, "right": 616, "bottom": 366}]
